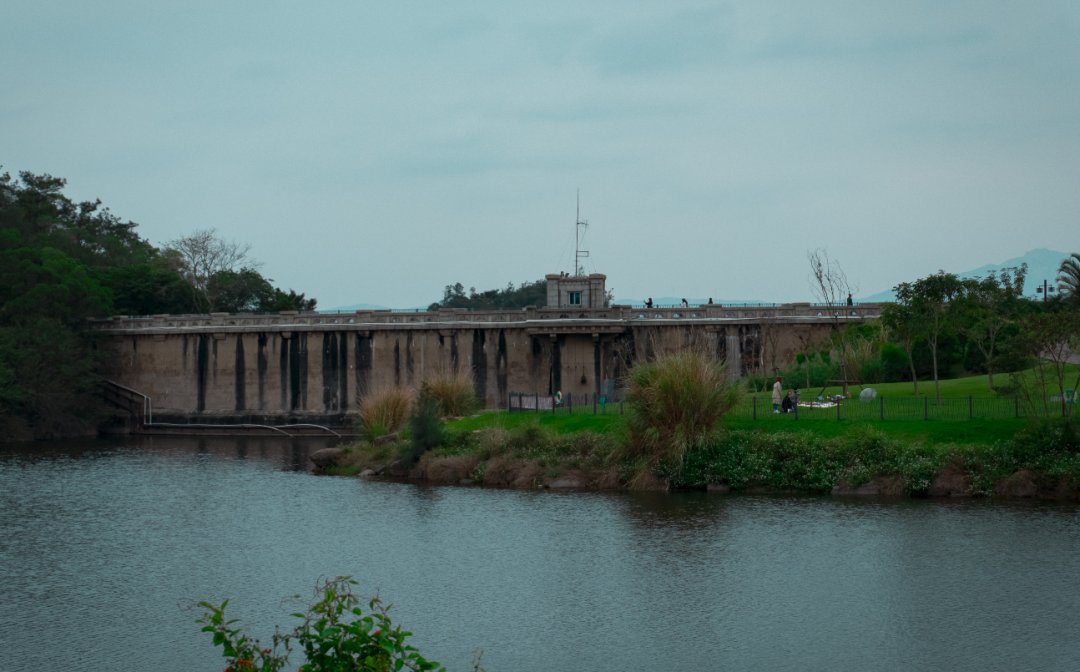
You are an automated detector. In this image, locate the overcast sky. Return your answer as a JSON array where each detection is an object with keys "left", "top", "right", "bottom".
[{"left": 3, "top": 1, "right": 1078, "bottom": 309}]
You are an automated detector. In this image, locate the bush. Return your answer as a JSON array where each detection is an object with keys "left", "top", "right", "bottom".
[
  {"left": 779, "top": 352, "right": 838, "bottom": 390},
  {"left": 421, "top": 372, "right": 479, "bottom": 417},
  {"left": 624, "top": 350, "right": 741, "bottom": 464},
  {"left": 401, "top": 394, "right": 444, "bottom": 465},
  {"left": 197, "top": 576, "right": 445, "bottom": 671},
  {"left": 358, "top": 388, "right": 412, "bottom": 439},
  {"left": 671, "top": 428, "right": 944, "bottom": 494}
]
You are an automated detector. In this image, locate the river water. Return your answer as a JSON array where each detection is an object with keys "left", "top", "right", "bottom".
[{"left": 2, "top": 436, "right": 1079, "bottom": 672}]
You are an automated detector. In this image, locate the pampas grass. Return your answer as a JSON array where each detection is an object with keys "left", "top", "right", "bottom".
[
  {"left": 624, "top": 350, "right": 741, "bottom": 464},
  {"left": 421, "top": 372, "right": 479, "bottom": 417},
  {"left": 357, "top": 388, "right": 412, "bottom": 439}
]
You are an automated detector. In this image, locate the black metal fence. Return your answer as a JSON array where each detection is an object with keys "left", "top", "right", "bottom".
[
  {"left": 735, "top": 395, "right": 1029, "bottom": 421},
  {"left": 506, "top": 390, "right": 1076, "bottom": 420},
  {"left": 507, "top": 391, "right": 627, "bottom": 415}
]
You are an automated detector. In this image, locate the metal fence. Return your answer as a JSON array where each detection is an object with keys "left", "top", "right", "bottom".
[
  {"left": 736, "top": 395, "right": 1027, "bottom": 421},
  {"left": 506, "top": 390, "right": 1075, "bottom": 420},
  {"left": 507, "top": 391, "right": 627, "bottom": 416}
]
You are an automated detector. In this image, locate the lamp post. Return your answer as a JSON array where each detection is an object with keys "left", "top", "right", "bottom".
[{"left": 1035, "top": 279, "right": 1055, "bottom": 302}]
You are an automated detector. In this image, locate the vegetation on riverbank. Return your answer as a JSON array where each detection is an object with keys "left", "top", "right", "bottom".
[
  {"left": 330, "top": 353, "right": 1080, "bottom": 500},
  {"left": 1, "top": 168, "right": 317, "bottom": 440}
]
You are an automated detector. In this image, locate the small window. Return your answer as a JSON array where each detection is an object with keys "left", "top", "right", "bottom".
[{"left": 569, "top": 291, "right": 582, "bottom": 305}]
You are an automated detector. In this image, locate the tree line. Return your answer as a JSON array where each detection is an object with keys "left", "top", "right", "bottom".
[
  {"left": 428, "top": 280, "right": 548, "bottom": 310},
  {"left": 777, "top": 256, "right": 1080, "bottom": 413},
  {"left": 0, "top": 168, "right": 316, "bottom": 439}
]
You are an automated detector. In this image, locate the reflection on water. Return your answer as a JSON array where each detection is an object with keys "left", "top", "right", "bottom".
[{"left": 2, "top": 436, "right": 1079, "bottom": 672}]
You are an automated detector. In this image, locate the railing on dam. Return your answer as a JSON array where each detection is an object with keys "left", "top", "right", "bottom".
[{"left": 89, "top": 302, "right": 883, "bottom": 333}]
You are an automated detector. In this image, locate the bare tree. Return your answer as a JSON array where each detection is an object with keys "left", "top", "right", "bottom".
[
  {"left": 165, "top": 229, "right": 255, "bottom": 312},
  {"left": 807, "top": 249, "right": 857, "bottom": 397}
]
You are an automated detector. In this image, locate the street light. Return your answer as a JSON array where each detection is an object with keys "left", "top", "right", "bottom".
[{"left": 1035, "top": 279, "right": 1056, "bottom": 302}]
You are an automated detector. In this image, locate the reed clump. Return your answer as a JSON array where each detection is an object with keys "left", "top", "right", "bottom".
[
  {"left": 421, "top": 372, "right": 479, "bottom": 418},
  {"left": 357, "top": 388, "right": 412, "bottom": 439},
  {"left": 624, "top": 350, "right": 741, "bottom": 464}
]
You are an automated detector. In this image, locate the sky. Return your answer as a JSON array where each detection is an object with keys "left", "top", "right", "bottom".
[{"left": 3, "top": 1, "right": 1078, "bottom": 309}]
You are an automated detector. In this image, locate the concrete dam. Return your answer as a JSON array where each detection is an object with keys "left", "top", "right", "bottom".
[{"left": 94, "top": 298, "right": 879, "bottom": 428}]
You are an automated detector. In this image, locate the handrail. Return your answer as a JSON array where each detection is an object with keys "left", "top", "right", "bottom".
[
  {"left": 88, "top": 303, "right": 885, "bottom": 332},
  {"left": 101, "top": 383, "right": 345, "bottom": 436},
  {"left": 146, "top": 422, "right": 294, "bottom": 436},
  {"left": 275, "top": 423, "right": 342, "bottom": 438},
  {"left": 103, "top": 380, "right": 153, "bottom": 425}
]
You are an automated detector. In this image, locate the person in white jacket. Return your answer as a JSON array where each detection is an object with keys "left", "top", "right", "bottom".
[{"left": 771, "top": 377, "right": 782, "bottom": 414}]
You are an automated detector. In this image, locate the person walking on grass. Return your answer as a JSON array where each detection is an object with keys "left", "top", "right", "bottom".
[{"left": 772, "top": 377, "right": 782, "bottom": 413}]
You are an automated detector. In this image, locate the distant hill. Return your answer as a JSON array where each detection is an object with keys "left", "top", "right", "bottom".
[{"left": 860, "top": 248, "right": 1071, "bottom": 303}]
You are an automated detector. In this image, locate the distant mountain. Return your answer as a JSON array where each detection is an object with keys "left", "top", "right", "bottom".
[{"left": 860, "top": 248, "right": 1071, "bottom": 303}]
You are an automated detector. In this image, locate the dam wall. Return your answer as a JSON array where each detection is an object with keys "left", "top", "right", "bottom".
[{"left": 92, "top": 303, "right": 879, "bottom": 425}]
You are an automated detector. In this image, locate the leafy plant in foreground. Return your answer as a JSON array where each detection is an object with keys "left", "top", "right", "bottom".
[{"left": 198, "top": 576, "right": 445, "bottom": 672}]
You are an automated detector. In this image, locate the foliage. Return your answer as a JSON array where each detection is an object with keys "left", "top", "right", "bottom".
[
  {"left": 420, "top": 372, "right": 479, "bottom": 417},
  {"left": 1056, "top": 252, "right": 1080, "bottom": 304},
  {"left": 197, "top": 576, "right": 445, "bottom": 672},
  {"left": 1012, "top": 307, "right": 1080, "bottom": 417},
  {"left": 402, "top": 394, "right": 444, "bottom": 465},
  {"left": 357, "top": 388, "right": 412, "bottom": 439},
  {"left": 952, "top": 265, "right": 1029, "bottom": 390},
  {"left": 429, "top": 279, "right": 546, "bottom": 311},
  {"left": 779, "top": 351, "right": 836, "bottom": 390},
  {"left": 0, "top": 168, "right": 157, "bottom": 437},
  {"left": 892, "top": 271, "right": 966, "bottom": 400},
  {"left": 0, "top": 166, "right": 320, "bottom": 438},
  {"left": 210, "top": 268, "right": 318, "bottom": 314},
  {"left": 624, "top": 350, "right": 741, "bottom": 465},
  {"left": 165, "top": 228, "right": 254, "bottom": 312}
]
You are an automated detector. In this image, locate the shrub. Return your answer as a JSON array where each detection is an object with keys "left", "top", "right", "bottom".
[
  {"left": 624, "top": 350, "right": 741, "bottom": 464},
  {"left": 197, "top": 576, "right": 444, "bottom": 672},
  {"left": 421, "top": 372, "right": 479, "bottom": 418},
  {"left": 358, "top": 388, "right": 412, "bottom": 439},
  {"left": 401, "top": 394, "right": 444, "bottom": 465}
]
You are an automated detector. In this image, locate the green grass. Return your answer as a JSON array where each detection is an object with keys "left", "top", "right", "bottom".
[
  {"left": 449, "top": 409, "right": 624, "bottom": 435},
  {"left": 792, "top": 363, "right": 1079, "bottom": 399},
  {"left": 447, "top": 411, "right": 1024, "bottom": 448}
]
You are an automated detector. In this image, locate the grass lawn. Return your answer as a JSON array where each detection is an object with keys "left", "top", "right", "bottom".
[
  {"left": 784, "top": 363, "right": 1079, "bottom": 399},
  {"left": 448, "top": 409, "right": 625, "bottom": 435},
  {"left": 449, "top": 365, "right": 1080, "bottom": 447}
]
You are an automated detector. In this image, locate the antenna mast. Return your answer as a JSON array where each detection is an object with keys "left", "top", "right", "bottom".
[{"left": 574, "top": 189, "right": 589, "bottom": 276}]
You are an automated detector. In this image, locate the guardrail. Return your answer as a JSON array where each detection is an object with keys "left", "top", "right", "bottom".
[{"left": 88, "top": 303, "right": 883, "bottom": 332}]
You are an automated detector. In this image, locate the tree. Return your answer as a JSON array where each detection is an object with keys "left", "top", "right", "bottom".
[
  {"left": 893, "top": 271, "right": 965, "bottom": 401},
  {"left": 807, "top": 249, "right": 857, "bottom": 396},
  {"left": 428, "top": 279, "right": 547, "bottom": 311},
  {"left": 1057, "top": 252, "right": 1080, "bottom": 305},
  {"left": 953, "top": 265, "right": 1027, "bottom": 390},
  {"left": 0, "top": 166, "right": 319, "bottom": 437},
  {"left": 880, "top": 301, "right": 922, "bottom": 394},
  {"left": 165, "top": 228, "right": 254, "bottom": 312},
  {"left": 1017, "top": 307, "right": 1080, "bottom": 416},
  {"left": 209, "top": 268, "right": 318, "bottom": 313}
]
